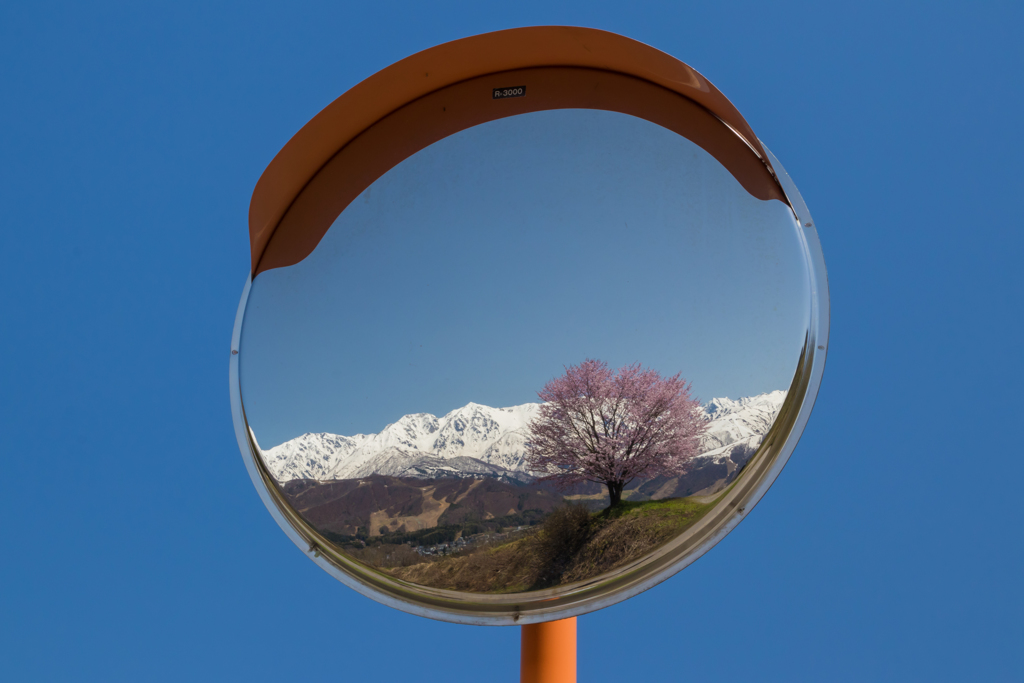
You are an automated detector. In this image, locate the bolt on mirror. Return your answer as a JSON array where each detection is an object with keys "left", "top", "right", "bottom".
[{"left": 229, "top": 26, "right": 828, "bottom": 627}]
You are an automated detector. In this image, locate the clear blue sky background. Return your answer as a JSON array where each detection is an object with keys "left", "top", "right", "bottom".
[
  {"left": 241, "top": 109, "right": 809, "bottom": 447},
  {"left": 2, "top": 2, "right": 1021, "bottom": 681}
]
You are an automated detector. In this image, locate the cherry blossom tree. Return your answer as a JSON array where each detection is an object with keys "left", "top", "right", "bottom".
[{"left": 526, "top": 359, "right": 707, "bottom": 507}]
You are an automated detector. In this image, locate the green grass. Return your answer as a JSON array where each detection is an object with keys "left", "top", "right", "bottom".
[
  {"left": 596, "top": 496, "right": 717, "bottom": 536},
  {"left": 603, "top": 496, "right": 709, "bottom": 518}
]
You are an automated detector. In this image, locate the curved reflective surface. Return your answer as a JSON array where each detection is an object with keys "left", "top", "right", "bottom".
[{"left": 231, "top": 109, "right": 828, "bottom": 624}]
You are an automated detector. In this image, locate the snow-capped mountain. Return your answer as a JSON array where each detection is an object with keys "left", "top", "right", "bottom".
[
  {"left": 261, "top": 403, "right": 540, "bottom": 483},
  {"left": 702, "top": 389, "right": 786, "bottom": 453},
  {"left": 260, "top": 392, "right": 786, "bottom": 484}
]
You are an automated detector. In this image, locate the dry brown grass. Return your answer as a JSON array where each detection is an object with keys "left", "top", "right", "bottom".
[
  {"left": 389, "top": 536, "right": 541, "bottom": 592},
  {"left": 560, "top": 514, "right": 671, "bottom": 583},
  {"left": 386, "top": 497, "right": 714, "bottom": 593},
  {"left": 345, "top": 543, "right": 425, "bottom": 568}
]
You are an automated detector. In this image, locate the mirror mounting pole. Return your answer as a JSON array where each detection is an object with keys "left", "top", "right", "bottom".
[{"left": 521, "top": 618, "right": 577, "bottom": 683}]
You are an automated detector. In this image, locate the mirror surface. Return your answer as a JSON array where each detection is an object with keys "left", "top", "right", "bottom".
[{"left": 239, "top": 109, "right": 810, "bottom": 595}]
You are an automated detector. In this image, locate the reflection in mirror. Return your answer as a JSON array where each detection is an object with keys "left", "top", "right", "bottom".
[{"left": 239, "top": 109, "right": 809, "bottom": 594}]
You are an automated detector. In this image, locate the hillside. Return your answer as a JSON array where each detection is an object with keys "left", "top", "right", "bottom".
[
  {"left": 386, "top": 497, "right": 717, "bottom": 593},
  {"left": 280, "top": 475, "right": 563, "bottom": 538}
]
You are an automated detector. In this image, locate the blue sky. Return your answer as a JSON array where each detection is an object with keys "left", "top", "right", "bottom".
[
  {"left": 1, "top": 2, "right": 1022, "bottom": 682},
  {"left": 240, "top": 109, "right": 809, "bottom": 447}
]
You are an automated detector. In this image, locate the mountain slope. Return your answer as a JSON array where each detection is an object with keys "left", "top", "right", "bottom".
[
  {"left": 260, "top": 392, "right": 785, "bottom": 484},
  {"left": 263, "top": 403, "right": 539, "bottom": 482},
  {"left": 280, "top": 475, "right": 562, "bottom": 537}
]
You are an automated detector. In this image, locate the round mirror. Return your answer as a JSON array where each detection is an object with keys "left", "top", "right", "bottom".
[{"left": 230, "top": 27, "right": 828, "bottom": 625}]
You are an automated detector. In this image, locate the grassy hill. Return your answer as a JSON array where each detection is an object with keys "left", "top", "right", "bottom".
[{"left": 386, "top": 496, "right": 717, "bottom": 593}]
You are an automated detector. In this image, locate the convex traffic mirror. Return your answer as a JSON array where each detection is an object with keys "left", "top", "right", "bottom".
[{"left": 230, "top": 27, "right": 829, "bottom": 625}]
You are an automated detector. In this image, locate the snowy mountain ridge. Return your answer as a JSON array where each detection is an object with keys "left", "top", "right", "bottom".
[{"left": 259, "top": 391, "right": 786, "bottom": 484}]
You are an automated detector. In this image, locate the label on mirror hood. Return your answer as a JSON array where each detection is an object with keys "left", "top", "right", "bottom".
[{"left": 492, "top": 86, "right": 526, "bottom": 100}]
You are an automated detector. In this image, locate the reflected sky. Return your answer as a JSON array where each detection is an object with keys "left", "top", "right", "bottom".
[{"left": 240, "top": 109, "right": 810, "bottom": 448}]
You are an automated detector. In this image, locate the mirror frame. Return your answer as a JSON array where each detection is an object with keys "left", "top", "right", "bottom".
[{"left": 231, "top": 26, "right": 829, "bottom": 625}]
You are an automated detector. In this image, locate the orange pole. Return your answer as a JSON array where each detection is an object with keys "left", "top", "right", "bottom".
[{"left": 520, "top": 617, "right": 577, "bottom": 683}]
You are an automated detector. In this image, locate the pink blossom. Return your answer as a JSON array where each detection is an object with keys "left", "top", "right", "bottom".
[{"left": 526, "top": 359, "right": 706, "bottom": 507}]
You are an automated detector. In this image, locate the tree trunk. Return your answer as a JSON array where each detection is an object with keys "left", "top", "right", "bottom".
[{"left": 607, "top": 481, "right": 624, "bottom": 507}]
